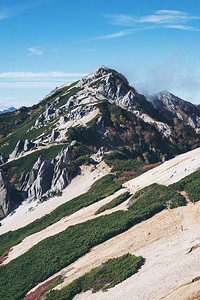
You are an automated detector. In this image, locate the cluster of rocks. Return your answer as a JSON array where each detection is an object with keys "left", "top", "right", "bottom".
[
  {"left": 19, "top": 146, "right": 73, "bottom": 201},
  {"left": 0, "top": 170, "right": 22, "bottom": 217},
  {"left": 9, "top": 139, "right": 35, "bottom": 159},
  {"left": 151, "top": 90, "right": 200, "bottom": 131}
]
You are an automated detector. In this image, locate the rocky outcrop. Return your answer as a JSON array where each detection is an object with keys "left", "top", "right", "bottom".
[
  {"left": 51, "top": 147, "right": 72, "bottom": 192},
  {"left": 9, "top": 140, "right": 24, "bottom": 159},
  {"left": 96, "top": 116, "right": 106, "bottom": 136},
  {"left": 0, "top": 155, "right": 5, "bottom": 166},
  {"left": 33, "top": 104, "right": 61, "bottom": 128},
  {"left": 19, "top": 147, "right": 73, "bottom": 200},
  {"left": 19, "top": 156, "right": 54, "bottom": 200},
  {"left": 151, "top": 91, "right": 200, "bottom": 130},
  {"left": 0, "top": 170, "right": 22, "bottom": 216},
  {"left": 49, "top": 129, "right": 59, "bottom": 143},
  {"left": 67, "top": 105, "right": 94, "bottom": 121},
  {"left": 24, "top": 139, "right": 35, "bottom": 152},
  {"left": 9, "top": 139, "right": 35, "bottom": 159}
]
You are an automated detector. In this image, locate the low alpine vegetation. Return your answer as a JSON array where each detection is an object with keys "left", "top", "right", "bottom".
[
  {"left": 95, "top": 191, "right": 130, "bottom": 215},
  {"left": 46, "top": 254, "right": 144, "bottom": 300}
]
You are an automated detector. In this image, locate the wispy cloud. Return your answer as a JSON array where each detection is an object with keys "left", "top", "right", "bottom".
[
  {"left": 139, "top": 10, "right": 200, "bottom": 24},
  {"left": 0, "top": 0, "right": 52, "bottom": 21},
  {"left": 28, "top": 47, "right": 43, "bottom": 56},
  {"left": 0, "top": 82, "right": 67, "bottom": 88},
  {"left": 0, "top": 71, "right": 86, "bottom": 79},
  {"left": 0, "top": 71, "right": 87, "bottom": 88},
  {"left": 103, "top": 14, "right": 134, "bottom": 26},
  {"left": 0, "top": 11, "right": 10, "bottom": 20},
  {"left": 82, "top": 29, "right": 135, "bottom": 42},
  {"left": 104, "top": 10, "right": 200, "bottom": 32},
  {"left": 165, "top": 25, "right": 200, "bottom": 31}
]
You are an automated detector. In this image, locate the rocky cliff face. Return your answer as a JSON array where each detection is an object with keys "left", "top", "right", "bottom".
[
  {"left": 0, "top": 170, "right": 22, "bottom": 217},
  {"left": 19, "top": 147, "right": 73, "bottom": 201},
  {"left": 151, "top": 90, "right": 200, "bottom": 131}
]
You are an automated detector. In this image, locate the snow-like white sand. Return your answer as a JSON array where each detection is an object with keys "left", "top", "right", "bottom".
[{"left": 124, "top": 146, "right": 200, "bottom": 194}]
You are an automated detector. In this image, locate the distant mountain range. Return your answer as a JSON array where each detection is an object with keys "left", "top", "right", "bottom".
[{"left": 0, "top": 106, "right": 17, "bottom": 114}]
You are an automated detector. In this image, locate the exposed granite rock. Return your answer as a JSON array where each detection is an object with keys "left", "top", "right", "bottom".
[
  {"left": 22, "top": 156, "right": 54, "bottom": 200},
  {"left": 49, "top": 129, "right": 59, "bottom": 143},
  {"left": 9, "top": 140, "right": 25, "bottom": 159},
  {"left": 24, "top": 139, "right": 35, "bottom": 152},
  {"left": 0, "top": 155, "right": 5, "bottom": 166},
  {"left": 0, "top": 170, "right": 22, "bottom": 216},
  {"left": 96, "top": 116, "right": 106, "bottom": 136},
  {"left": 9, "top": 139, "right": 35, "bottom": 159},
  {"left": 19, "top": 147, "right": 73, "bottom": 200}
]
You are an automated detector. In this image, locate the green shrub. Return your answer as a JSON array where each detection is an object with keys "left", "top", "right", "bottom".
[
  {"left": 95, "top": 191, "right": 130, "bottom": 215},
  {"left": 171, "top": 169, "right": 200, "bottom": 203},
  {"left": 46, "top": 254, "right": 143, "bottom": 299}
]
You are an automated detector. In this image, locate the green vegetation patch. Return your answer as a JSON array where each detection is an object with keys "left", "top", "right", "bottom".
[
  {"left": 0, "top": 183, "right": 183, "bottom": 300},
  {"left": 46, "top": 254, "right": 143, "bottom": 300},
  {"left": 0, "top": 174, "right": 121, "bottom": 258},
  {"left": 95, "top": 191, "right": 130, "bottom": 215},
  {"left": 171, "top": 169, "right": 200, "bottom": 203}
]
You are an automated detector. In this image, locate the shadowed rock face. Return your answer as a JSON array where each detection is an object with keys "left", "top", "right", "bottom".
[
  {"left": 151, "top": 91, "right": 200, "bottom": 130},
  {"left": 19, "top": 147, "right": 72, "bottom": 201},
  {"left": 0, "top": 170, "right": 22, "bottom": 216},
  {"left": 9, "top": 139, "right": 35, "bottom": 159}
]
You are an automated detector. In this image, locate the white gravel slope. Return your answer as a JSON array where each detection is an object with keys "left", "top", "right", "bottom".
[{"left": 124, "top": 146, "right": 200, "bottom": 193}]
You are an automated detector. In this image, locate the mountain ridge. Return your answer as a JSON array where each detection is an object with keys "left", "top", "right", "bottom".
[{"left": 0, "top": 66, "right": 200, "bottom": 217}]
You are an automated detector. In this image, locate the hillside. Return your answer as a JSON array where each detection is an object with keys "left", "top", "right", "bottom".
[{"left": 0, "top": 66, "right": 200, "bottom": 300}]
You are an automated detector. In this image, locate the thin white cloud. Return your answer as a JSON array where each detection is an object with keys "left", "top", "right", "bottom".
[
  {"left": 0, "top": 0, "right": 52, "bottom": 20},
  {"left": 0, "top": 11, "right": 10, "bottom": 20},
  {"left": 0, "top": 82, "right": 69, "bottom": 88},
  {"left": 139, "top": 10, "right": 200, "bottom": 24},
  {"left": 83, "top": 29, "right": 135, "bottom": 42},
  {"left": 28, "top": 47, "right": 43, "bottom": 56},
  {"left": 0, "top": 71, "right": 87, "bottom": 79},
  {"left": 165, "top": 25, "right": 200, "bottom": 31},
  {"left": 103, "top": 10, "right": 200, "bottom": 32},
  {"left": 103, "top": 14, "right": 134, "bottom": 26}
]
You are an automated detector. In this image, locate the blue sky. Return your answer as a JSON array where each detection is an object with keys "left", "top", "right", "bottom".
[{"left": 0, "top": 0, "right": 200, "bottom": 109}]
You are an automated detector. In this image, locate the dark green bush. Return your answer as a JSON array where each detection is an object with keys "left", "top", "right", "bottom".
[{"left": 46, "top": 254, "right": 143, "bottom": 299}]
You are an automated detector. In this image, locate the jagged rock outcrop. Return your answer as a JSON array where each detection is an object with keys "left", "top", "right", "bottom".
[
  {"left": 24, "top": 139, "right": 35, "bottom": 152},
  {"left": 67, "top": 105, "right": 94, "bottom": 121},
  {"left": 20, "top": 156, "right": 54, "bottom": 200},
  {"left": 0, "top": 170, "right": 22, "bottom": 216},
  {"left": 9, "top": 140, "right": 24, "bottom": 159},
  {"left": 9, "top": 139, "right": 35, "bottom": 159},
  {"left": 96, "top": 116, "right": 106, "bottom": 136},
  {"left": 0, "top": 155, "right": 5, "bottom": 166},
  {"left": 34, "top": 104, "right": 61, "bottom": 128},
  {"left": 19, "top": 147, "right": 73, "bottom": 200},
  {"left": 51, "top": 147, "right": 72, "bottom": 192},
  {"left": 49, "top": 129, "right": 59, "bottom": 143},
  {"left": 150, "top": 91, "right": 200, "bottom": 131}
]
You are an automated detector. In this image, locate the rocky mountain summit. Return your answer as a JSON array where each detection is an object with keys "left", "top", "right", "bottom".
[
  {"left": 0, "top": 66, "right": 200, "bottom": 217},
  {"left": 150, "top": 90, "right": 200, "bottom": 131}
]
